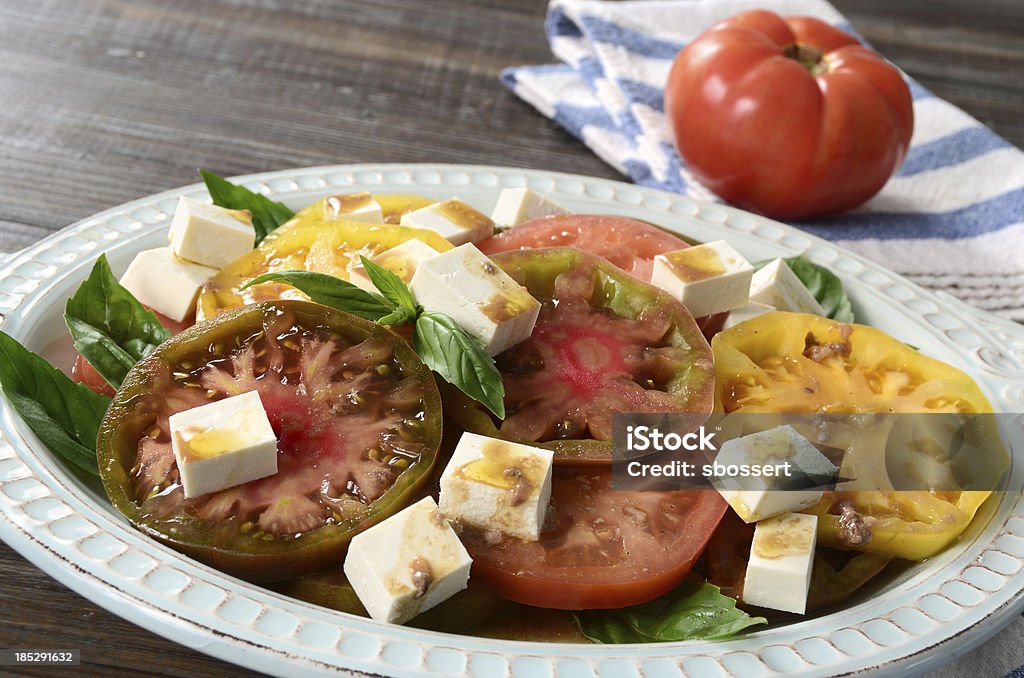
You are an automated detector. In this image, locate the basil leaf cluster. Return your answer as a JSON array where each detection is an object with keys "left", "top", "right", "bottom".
[
  {"left": 64, "top": 254, "right": 171, "bottom": 390},
  {"left": 244, "top": 257, "right": 506, "bottom": 418}
]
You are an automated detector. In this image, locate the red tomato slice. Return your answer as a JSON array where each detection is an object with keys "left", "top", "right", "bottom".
[
  {"left": 479, "top": 215, "right": 728, "bottom": 339},
  {"left": 462, "top": 467, "right": 727, "bottom": 609},
  {"left": 479, "top": 214, "right": 689, "bottom": 282},
  {"left": 72, "top": 309, "right": 190, "bottom": 396},
  {"left": 72, "top": 355, "right": 116, "bottom": 397}
]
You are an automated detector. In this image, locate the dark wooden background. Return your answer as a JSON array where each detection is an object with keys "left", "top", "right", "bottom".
[{"left": 1, "top": 0, "right": 1022, "bottom": 675}]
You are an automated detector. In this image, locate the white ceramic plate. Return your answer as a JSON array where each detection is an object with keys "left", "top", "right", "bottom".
[{"left": 1, "top": 164, "right": 1023, "bottom": 678}]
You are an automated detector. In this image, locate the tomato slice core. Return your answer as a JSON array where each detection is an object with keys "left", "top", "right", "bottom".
[{"left": 487, "top": 249, "right": 714, "bottom": 446}]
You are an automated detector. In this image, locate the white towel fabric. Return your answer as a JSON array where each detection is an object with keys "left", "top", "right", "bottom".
[{"left": 502, "top": 0, "right": 1024, "bottom": 320}]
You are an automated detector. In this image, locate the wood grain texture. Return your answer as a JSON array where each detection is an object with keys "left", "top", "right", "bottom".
[{"left": 0, "top": 0, "right": 1022, "bottom": 676}]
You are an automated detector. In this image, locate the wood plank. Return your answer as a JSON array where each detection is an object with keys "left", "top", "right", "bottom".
[{"left": 0, "top": 0, "right": 615, "bottom": 234}]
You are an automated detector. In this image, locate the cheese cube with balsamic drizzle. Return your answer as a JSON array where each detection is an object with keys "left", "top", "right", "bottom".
[
  {"left": 409, "top": 243, "right": 541, "bottom": 356},
  {"left": 439, "top": 432, "right": 554, "bottom": 542},
  {"left": 348, "top": 238, "right": 441, "bottom": 293},
  {"left": 119, "top": 247, "right": 218, "bottom": 323},
  {"left": 742, "top": 512, "right": 818, "bottom": 614},
  {"left": 749, "top": 258, "right": 825, "bottom": 315},
  {"left": 323, "top": 191, "right": 384, "bottom": 223},
  {"left": 168, "top": 196, "right": 256, "bottom": 270},
  {"left": 399, "top": 198, "right": 495, "bottom": 246},
  {"left": 490, "top": 187, "right": 571, "bottom": 227},
  {"left": 650, "top": 240, "right": 754, "bottom": 317},
  {"left": 713, "top": 425, "right": 838, "bottom": 523},
  {"left": 722, "top": 301, "right": 775, "bottom": 330},
  {"left": 168, "top": 390, "right": 279, "bottom": 499},
  {"left": 343, "top": 496, "right": 472, "bottom": 624}
]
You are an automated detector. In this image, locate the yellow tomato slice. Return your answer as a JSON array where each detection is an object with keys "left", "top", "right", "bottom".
[
  {"left": 197, "top": 194, "right": 450, "bottom": 321},
  {"left": 290, "top": 194, "right": 436, "bottom": 226},
  {"left": 712, "top": 311, "right": 1006, "bottom": 561}
]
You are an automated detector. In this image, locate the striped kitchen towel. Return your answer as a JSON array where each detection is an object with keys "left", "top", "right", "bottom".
[{"left": 502, "top": 0, "right": 1024, "bottom": 321}]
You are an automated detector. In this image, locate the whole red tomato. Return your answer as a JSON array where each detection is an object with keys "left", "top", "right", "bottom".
[{"left": 665, "top": 10, "right": 913, "bottom": 220}]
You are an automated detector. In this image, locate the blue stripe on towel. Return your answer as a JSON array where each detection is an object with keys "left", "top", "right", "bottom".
[
  {"left": 899, "top": 127, "right": 1010, "bottom": 176},
  {"left": 575, "top": 56, "right": 607, "bottom": 89},
  {"left": 798, "top": 186, "right": 1024, "bottom": 240},
  {"left": 546, "top": 5, "right": 584, "bottom": 39},
  {"left": 574, "top": 15, "right": 683, "bottom": 60},
  {"left": 624, "top": 159, "right": 656, "bottom": 187},
  {"left": 552, "top": 102, "right": 619, "bottom": 132},
  {"left": 617, "top": 79, "right": 667, "bottom": 113}
]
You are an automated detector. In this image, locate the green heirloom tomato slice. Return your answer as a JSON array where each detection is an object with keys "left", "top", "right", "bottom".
[
  {"left": 97, "top": 300, "right": 442, "bottom": 582},
  {"left": 445, "top": 247, "right": 714, "bottom": 463}
]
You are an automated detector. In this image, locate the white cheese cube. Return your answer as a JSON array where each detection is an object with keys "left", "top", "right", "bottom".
[
  {"left": 119, "top": 247, "right": 218, "bottom": 323},
  {"left": 399, "top": 198, "right": 494, "bottom": 246},
  {"left": 723, "top": 301, "right": 776, "bottom": 330},
  {"left": 349, "top": 238, "right": 441, "bottom": 293},
  {"left": 409, "top": 244, "right": 540, "bottom": 356},
  {"left": 651, "top": 241, "right": 753, "bottom": 317},
  {"left": 490, "top": 187, "right": 571, "bottom": 227},
  {"left": 439, "top": 432, "right": 554, "bottom": 541},
  {"left": 324, "top": 192, "right": 384, "bottom": 223},
  {"left": 169, "top": 196, "right": 256, "bottom": 269},
  {"left": 344, "top": 496, "right": 472, "bottom": 624},
  {"left": 742, "top": 512, "right": 818, "bottom": 614},
  {"left": 714, "top": 425, "right": 838, "bottom": 523},
  {"left": 750, "top": 259, "right": 825, "bottom": 315},
  {"left": 168, "top": 391, "right": 278, "bottom": 499}
]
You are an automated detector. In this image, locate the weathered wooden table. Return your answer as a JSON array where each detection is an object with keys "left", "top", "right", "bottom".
[{"left": 1, "top": 0, "right": 1022, "bottom": 675}]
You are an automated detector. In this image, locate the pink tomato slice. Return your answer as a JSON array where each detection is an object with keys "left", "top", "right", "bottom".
[
  {"left": 478, "top": 214, "right": 728, "bottom": 337},
  {"left": 445, "top": 247, "right": 714, "bottom": 462}
]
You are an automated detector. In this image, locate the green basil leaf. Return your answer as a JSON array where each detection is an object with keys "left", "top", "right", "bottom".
[
  {"left": 0, "top": 331, "right": 110, "bottom": 477},
  {"left": 413, "top": 312, "right": 505, "bottom": 419},
  {"left": 241, "top": 271, "right": 394, "bottom": 321},
  {"left": 64, "top": 254, "right": 172, "bottom": 390},
  {"left": 573, "top": 578, "right": 767, "bottom": 644},
  {"left": 376, "top": 306, "right": 418, "bottom": 326},
  {"left": 783, "top": 256, "right": 855, "bottom": 323},
  {"left": 199, "top": 169, "right": 295, "bottom": 245},
  {"left": 360, "top": 256, "right": 418, "bottom": 314}
]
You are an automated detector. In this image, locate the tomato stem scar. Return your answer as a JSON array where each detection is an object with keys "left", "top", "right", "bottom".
[{"left": 784, "top": 43, "right": 826, "bottom": 75}]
